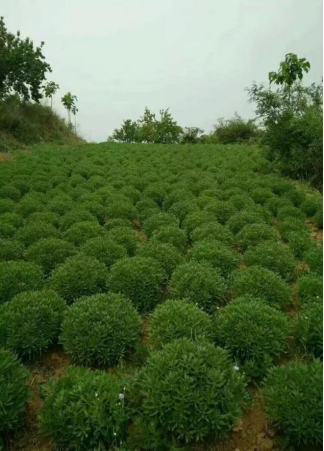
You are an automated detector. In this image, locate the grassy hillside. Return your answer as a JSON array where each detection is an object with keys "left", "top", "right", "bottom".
[
  {"left": 0, "top": 96, "right": 82, "bottom": 152},
  {"left": 0, "top": 142, "right": 322, "bottom": 451}
]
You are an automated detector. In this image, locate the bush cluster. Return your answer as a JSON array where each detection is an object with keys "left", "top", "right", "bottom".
[
  {"left": 61, "top": 294, "right": 142, "bottom": 366},
  {"left": 0, "top": 261, "right": 44, "bottom": 303}
]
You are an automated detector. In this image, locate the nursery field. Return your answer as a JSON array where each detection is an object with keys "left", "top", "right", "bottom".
[{"left": 0, "top": 143, "right": 322, "bottom": 451}]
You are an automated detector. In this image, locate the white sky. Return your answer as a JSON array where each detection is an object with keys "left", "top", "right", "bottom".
[{"left": 2, "top": 0, "right": 323, "bottom": 142}]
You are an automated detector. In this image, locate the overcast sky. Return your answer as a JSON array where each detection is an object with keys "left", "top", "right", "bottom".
[{"left": 2, "top": 0, "right": 323, "bottom": 141}]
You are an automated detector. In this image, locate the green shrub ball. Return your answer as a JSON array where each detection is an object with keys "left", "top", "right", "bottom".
[
  {"left": 149, "top": 299, "right": 213, "bottom": 347},
  {"left": 107, "top": 226, "right": 141, "bottom": 256},
  {"left": 191, "top": 223, "right": 234, "bottom": 246},
  {"left": 297, "top": 273, "right": 323, "bottom": 305},
  {"left": 244, "top": 241, "right": 296, "bottom": 279},
  {"left": 189, "top": 240, "right": 240, "bottom": 278},
  {"left": 213, "top": 300, "right": 290, "bottom": 379},
  {"left": 0, "top": 348, "right": 29, "bottom": 433},
  {"left": 15, "top": 222, "right": 59, "bottom": 247},
  {"left": 39, "top": 367, "right": 129, "bottom": 450},
  {"left": 0, "top": 239, "right": 25, "bottom": 261},
  {"left": 137, "top": 339, "right": 246, "bottom": 443},
  {"left": 0, "top": 261, "right": 44, "bottom": 304},
  {"left": 109, "top": 257, "right": 166, "bottom": 312},
  {"left": 63, "top": 221, "right": 105, "bottom": 246},
  {"left": 169, "top": 261, "right": 227, "bottom": 312},
  {"left": 50, "top": 255, "right": 108, "bottom": 304},
  {"left": 25, "top": 238, "right": 76, "bottom": 274},
  {"left": 231, "top": 266, "right": 292, "bottom": 309},
  {"left": 137, "top": 241, "right": 184, "bottom": 276},
  {"left": 1, "top": 291, "right": 66, "bottom": 360},
  {"left": 151, "top": 226, "right": 187, "bottom": 251},
  {"left": 236, "top": 224, "right": 279, "bottom": 250},
  {"left": 295, "top": 303, "right": 323, "bottom": 359},
  {"left": 263, "top": 360, "right": 323, "bottom": 447},
  {"left": 143, "top": 212, "right": 179, "bottom": 237},
  {"left": 80, "top": 237, "right": 127, "bottom": 268},
  {"left": 61, "top": 293, "right": 141, "bottom": 366}
]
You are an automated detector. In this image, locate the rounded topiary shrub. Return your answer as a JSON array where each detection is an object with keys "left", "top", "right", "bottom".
[
  {"left": 191, "top": 223, "right": 234, "bottom": 246},
  {"left": 236, "top": 224, "right": 279, "bottom": 250},
  {"left": 59, "top": 209, "right": 98, "bottom": 231},
  {"left": 213, "top": 300, "right": 290, "bottom": 379},
  {"left": 300, "top": 196, "right": 322, "bottom": 217},
  {"left": 183, "top": 210, "right": 217, "bottom": 235},
  {"left": 0, "top": 239, "right": 25, "bottom": 261},
  {"left": 250, "top": 187, "right": 274, "bottom": 205},
  {"left": 80, "top": 237, "right": 127, "bottom": 268},
  {"left": 304, "top": 245, "right": 323, "bottom": 274},
  {"left": 61, "top": 293, "right": 141, "bottom": 366},
  {"left": 277, "top": 218, "right": 309, "bottom": 241},
  {"left": 282, "top": 188, "right": 306, "bottom": 207},
  {"left": 295, "top": 302, "right": 323, "bottom": 359},
  {"left": 0, "top": 212, "right": 24, "bottom": 229},
  {"left": 264, "top": 197, "right": 292, "bottom": 217},
  {"left": 203, "top": 200, "right": 236, "bottom": 225},
  {"left": 25, "top": 238, "right": 76, "bottom": 274},
  {"left": 189, "top": 240, "right": 240, "bottom": 278},
  {"left": 231, "top": 266, "right": 292, "bottom": 310},
  {"left": 137, "top": 241, "right": 184, "bottom": 277},
  {"left": 286, "top": 230, "right": 314, "bottom": 257},
  {"left": 50, "top": 255, "right": 108, "bottom": 304},
  {"left": 0, "top": 291, "right": 66, "bottom": 360},
  {"left": 151, "top": 226, "right": 187, "bottom": 251},
  {"left": 0, "top": 348, "right": 29, "bottom": 434},
  {"left": 262, "top": 360, "right": 323, "bottom": 447},
  {"left": 297, "top": 273, "right": 323, "bottom": 305},
  {"left": 109, "top": 257, "right": 166, "bottom": 312},
  {"left": 107, "top": 227, "right": 141, "bottom": 256},
  {"left": 149, "top": 299, "right": 213, "bottom": 347},
  {"left": 276, "top": 206, "right": 306, "bottom": 222},
  {"left": 39, "top": 366, "right": 129, "bottom": 450},
  {"left": 15, "top": 222, "right": 59, "bottom": 247},
  {"left": 27, "top": 211, "right": 60, "bottom": 227},
  {"left": 0, "top": 199, "right": 15, "bottom": 214},
  {"left": 136, "top": 339, "right": 246, "bottom": 444},
  {"left": 0, "top": 184, "right": 21, "bottom": 201},
  {"left": 169, "top": 261, "right": 227, "bottom": 312},
  {"left": 143, "top": 212, "right": 179, "bottom": 238},
  {"left": 244, "top": 241, "right": 296, "bottom": 280},
  {"left": 227, "top": 211, "right": 267, "bottom": 235},
  {"left": 63, "top": 221, "right": 105, "bottom": 246},
  {"left": 105, "top": 200, "right": 138, "bottom": 221},
  {"left": 0, "top": 261, "right": 44, "bottom": 304},
  {"left": 104, "top": 218, "right": 133, "bottom": 230}
]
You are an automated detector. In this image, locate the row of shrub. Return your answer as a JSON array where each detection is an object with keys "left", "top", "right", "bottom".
[{"left": 1, "top": 341, "right": 322, "bottom": 450}]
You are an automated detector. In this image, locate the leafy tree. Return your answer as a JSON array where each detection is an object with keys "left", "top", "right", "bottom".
[
  {"left": 211, "top": 113, "right": 259, "bottom": 144},
  {"left": 181, "top": 127, "right": 204, "bottom": 144},
  {"left": 61, "top": 92, "right": 78, "bottom": 129},
  {"left": 154, "top": 109, "right": 183, "bottom": 144},
  {"left": 43, "top": 81, "right": 59, "bottom": 109},
  {"left": 109, "top": 119, "right": 140, "bottom": 143},
  {"left": 138, "top": 107, "right": 157, "bottom": 143},
  {"left": 0, "top": 16, "right": 51, "bottom": 102}
]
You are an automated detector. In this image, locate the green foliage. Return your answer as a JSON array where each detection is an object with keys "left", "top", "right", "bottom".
[
  {"left": 143, "top": 212, "right": 179, "bottom": 237},
  {"left": 136, "top": 339, "right": 246, "bottom": 444},
  {"left": 212, "top": 113, "right": 259, "bottom": 144},
  {"left": 227, "top": 210, "right": 267, "bottom": 234},
  {"left": 25, "top": 238, "right": 76, "bottom": 274},
  {"left": 137, "top": 241, "right": 184, "bottom": 276},
  {"left": 304, "top": 244, "right": 323, "bottom": 274},
  {"left": 80, "top": 237, "right": 126, "bottom": 269},
  {"left": 250, "top": 187, "right": 273, "bottom": 205},
  {"left": 244, "top": 241, "right": 296, "bottom": 279},
  {"left": 149, "top": 299, "right": 213, "bottom": 347},
  {"left": 231, "top": 266, "right": 292, "bottom": 309},
  {"left": 191, "top": 222, "right": 234, "bottom": 246},
  {"left": 0, "top": 239, "right": 25, "bottom": 261},
  {"left": 189, "top": 240, "right": 240, "bottom": 278},
  {"left": 180, "top": 127, "right": 204, "bottom": 144},
  {"left": 15, "top": 221, "right": 59, "bottom": 246},
  {"left": 151, "top": 226, "right": 187, "bottom": 251},
  {"left": 0, "top": 17, "right": 51, "bottom": 102},
  {"left": 109, "top": 257, "right": 166, "bottom": 312},
  {"left": 300, "top": 195, "right": 322, "bottom": 217},
  {"left": 59, "top": 209, "right": 98, "bottom": 231},
  {"left": 285, "top": 230, "right": 314, "bottom": 257},
  {"left": 262, "top": 360, "right": 322, "bottom": 447},
  {"left": 0, "top": 290, "right": 66, "bottom": 359},
  {"left": 50, "top": 255, "right": 108, "bottom": 304},
  {"left": 169, "top": 261, "right": 227, "bottom": 312},
  {"left": 214, "top": 300, "right": 290, "bottom": 379},
  {"left": 110, "top": 119, "right": 140, "bottom": 143},
  {"left": 63, "top": 221, "right": 105, "bottom": 246},
  {"left": 61, "top": 294, "right": 141, "bottom": 366},
  {"left": 0, "top": 348, "right": 29, "bottom": 433},
  {"left": 295, "top": 302, "right": 323, "bottom": 358},
  {"left": 0, "top": 261, "right": 43, "bottom": 303},
  {"left": 39, "top": 366, "right": 129, "bottom": 450},
  {"left": 297, "top": 273, "right": 323, "bottom": 305},
  {"left": 268, "top": 53, "right": 310, "bottom": 89},
  {"left": 107, "top": 227, "right": 141, "bottom": 256},
  {"left": 236, "top": 223, "right": 279, "bottom": 250}
]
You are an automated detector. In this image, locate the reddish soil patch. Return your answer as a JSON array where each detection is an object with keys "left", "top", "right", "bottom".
[
  {"left": 0, "top": 152, "right": 13, "bottom": 162},
  {"left": 135, "top": 229, "right": 148, "bottom": 244},
  {"left": 141, "top": 317, "right": 150, "bottom": 344},
  {"left": 306, "top": 220, "right": 323, "bottom": 243}
]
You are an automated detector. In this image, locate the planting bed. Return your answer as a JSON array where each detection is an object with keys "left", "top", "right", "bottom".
[{"left": 0, "top": 143, "right": 322, "bottom": 450}]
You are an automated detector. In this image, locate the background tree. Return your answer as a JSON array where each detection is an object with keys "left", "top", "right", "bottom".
[
  {"left": 109, "top": 119, "right": 139, "bottom": 143},
  {"left": 61, "top": 92, "right": 77, "bottom": 127},
  {"left": 211, "top": 113, "right": 259, "bottom": 144},
  {"left": 0, "top": 16, "right": 51, "bottom": 102},
  {"left": 181, "top": 127, "right": 204, "bottom": 144},
  {"left": 43, "top": 81, "right": 59, "bottom": 109}
]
